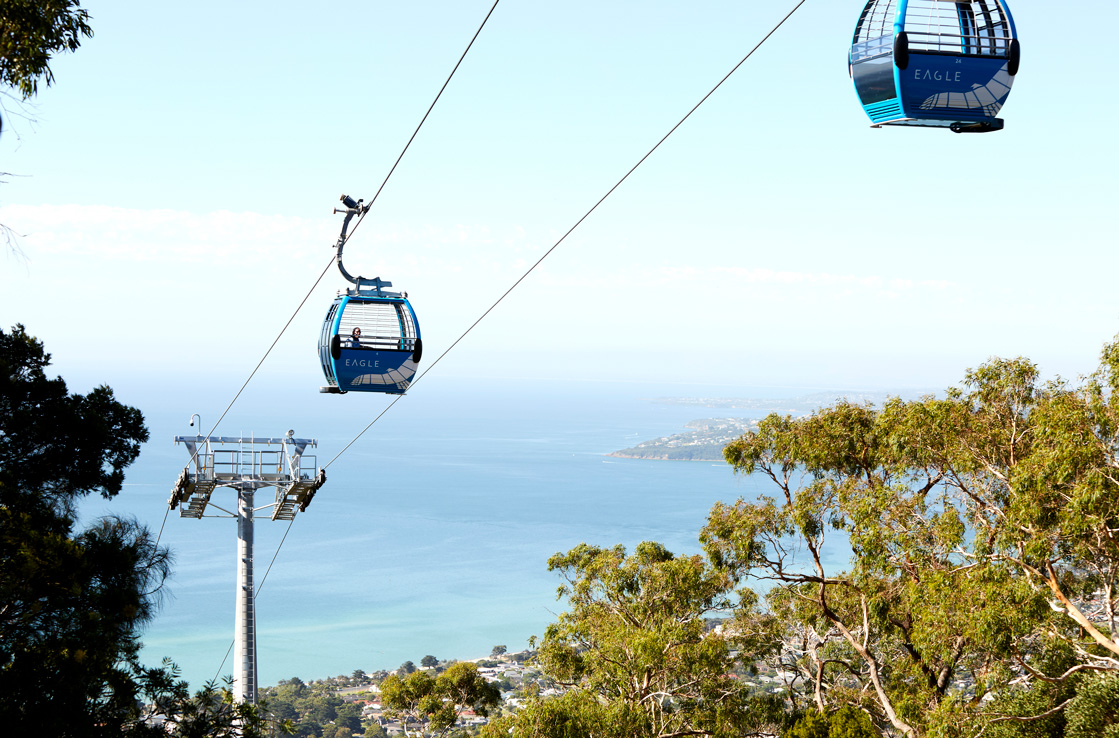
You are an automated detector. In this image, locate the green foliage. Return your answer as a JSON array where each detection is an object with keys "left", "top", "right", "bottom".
[
  {"left": 322, "top": 724, "right": 355, "bottom": 738},
  {"left": 972, "top": 671, "right": 1119, "bottom": 738},
  {"left": 705, "top": 335, "right": 1119, "bottom": 737},
  {"left": 335, "top": 702, "right": 362, "bottom": 731},
  {"left": 0, "top": 324, "right": 156, "bottom": 734},
  {"left": 421, "top": 655, "right": 439, "bottom": 669},
  {"left": 0, "top": 325, "right": 271, "bottom": 736},
  {"left": 512, "top": 540, "right": 782, "bottom": 738},
  {"left": 478, "top": 690, "right": 648, "bottom": 738},
  {"left": 0, "top": 511, "right": 171, "bottom": 735},
  {"left": 0, "top": 0, "right": 92, "bottom": 98},
  {"left": 379, "top": 661, "right": 500, "bottom": 737},
  {"left": 1066, "top": 674, "right": 1119, "bottom": 738},
  {"left": 785, "top": 707, "right": 879, "bottom": 738},
  {"left": 0, "top": 324, "right": 148, "bottom": 519},
  {"left": 139, "top": 669, "right": 282, "bottom": 738}
]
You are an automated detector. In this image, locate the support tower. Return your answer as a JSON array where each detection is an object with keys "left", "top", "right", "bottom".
[{"left": 169, "top": 431, "right": 326, "bottom": 704}]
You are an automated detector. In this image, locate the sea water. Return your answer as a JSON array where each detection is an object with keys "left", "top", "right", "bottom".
[{"left": 78, "top": 376, "right": 851, "bottom": 689}]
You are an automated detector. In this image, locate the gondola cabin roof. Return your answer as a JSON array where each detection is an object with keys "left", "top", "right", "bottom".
[{"left": 850, "top": 0, "right": 1020, "bottom": 132}]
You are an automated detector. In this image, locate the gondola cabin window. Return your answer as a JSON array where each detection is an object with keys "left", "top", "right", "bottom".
[{"left": 338, "top": 300, "right": 417, "bottom": 352}]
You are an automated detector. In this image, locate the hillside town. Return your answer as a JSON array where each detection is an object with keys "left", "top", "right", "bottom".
[{"left": 258, "top": 645, "right": 811, "bottom": 737}]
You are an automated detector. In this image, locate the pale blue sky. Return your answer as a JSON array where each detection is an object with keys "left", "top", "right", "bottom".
[{"left": 2, "top": 0, "right": 1117, "bottom": 392}]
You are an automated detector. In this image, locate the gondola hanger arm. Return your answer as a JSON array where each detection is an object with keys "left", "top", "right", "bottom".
[{"left": 331, "top": 194, "right": 395, "bottom": 296}]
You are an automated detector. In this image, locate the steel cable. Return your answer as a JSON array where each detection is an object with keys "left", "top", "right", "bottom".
[
  {"left": 188, "top": 1, "right": 505, "bottom": 682},
  {"left": 324, "top": 0, "right": 809, "bottom": 470},
  {"left": 203, "top": 0, "right": 807, "bottom": 683},
  {"left": 165, "top": 0, "right": 503, "bottom": 548}
]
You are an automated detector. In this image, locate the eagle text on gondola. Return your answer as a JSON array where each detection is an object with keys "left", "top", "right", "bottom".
[
  {"left": 345, "top": 358, "right": 380, "bottom": 368},
  {"left": 913, "top": 69, "right": 963, "bottom": 83}
]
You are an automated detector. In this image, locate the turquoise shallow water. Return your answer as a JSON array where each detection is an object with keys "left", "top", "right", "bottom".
[{"left": 78, "top": 377, "right": 849, "bottom": 689}]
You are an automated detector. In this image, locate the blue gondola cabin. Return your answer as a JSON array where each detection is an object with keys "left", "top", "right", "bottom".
[
  {"left": 850, "top": 0, "right": 1020, "bottom": 132},
  {"left": 319, "top": 291, "right": 422, "bottom": 395}
]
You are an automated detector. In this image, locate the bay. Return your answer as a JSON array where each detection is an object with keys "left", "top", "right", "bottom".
[{"left": 78, "top": 376, "right": 850, "bottom": 689}]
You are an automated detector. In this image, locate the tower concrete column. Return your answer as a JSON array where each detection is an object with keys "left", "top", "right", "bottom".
[{"left": 234, "top": 489, "right": 257, "bottom": 704}]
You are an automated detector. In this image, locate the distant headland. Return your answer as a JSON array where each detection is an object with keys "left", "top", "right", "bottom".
[{"left": 609, "top": 391, "right": 925, "bottom": 461}]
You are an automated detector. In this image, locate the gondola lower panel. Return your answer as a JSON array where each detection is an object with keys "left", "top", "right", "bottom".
[{"left": 333, "top": 347, "right": 418, "bottom": 394}]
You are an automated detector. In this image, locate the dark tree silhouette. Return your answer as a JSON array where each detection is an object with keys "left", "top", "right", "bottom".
[{"left": 0, "top": 325, "right": 270, "bottom": 736}]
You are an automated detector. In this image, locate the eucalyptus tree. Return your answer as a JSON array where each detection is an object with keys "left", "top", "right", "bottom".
[
  {"left": 702, "top": 337, "right": 1119, "bottom": 736},
  {"left": 482, "top": 541, "right": 788, "bottom": 738},
  {"left": 0, "top": 0, "right": 92, "bottom": 99},
  {"left": 1, "top": 1, "right": 94, "bottom": 253}
]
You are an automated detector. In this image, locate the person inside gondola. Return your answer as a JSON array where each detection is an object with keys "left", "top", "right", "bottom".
[{"left": 344, "top": 326, "right": 362, "bottom": 348}]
